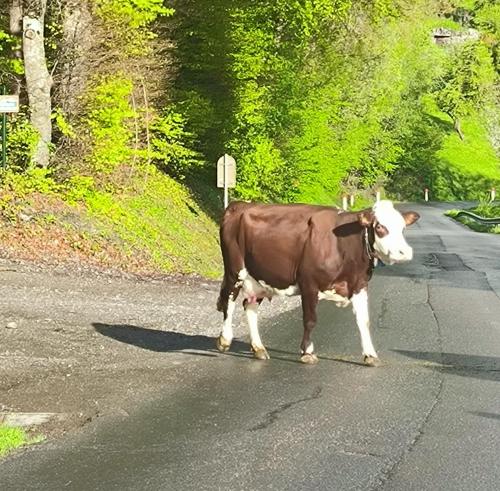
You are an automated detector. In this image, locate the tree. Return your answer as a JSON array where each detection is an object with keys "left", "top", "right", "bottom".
[
  {"left": 434, "top": 42, "right": 495, "bottom": 140},
  {"left": 20, "top": 0, "right": 52, "bottom": 167}
]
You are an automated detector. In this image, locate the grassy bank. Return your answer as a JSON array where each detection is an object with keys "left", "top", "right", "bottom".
[
  {"left": 446, "top": 203, "right": 500, "bottom": 234},
  {"left": 0, "top": 168, "right": 223, "bottom": 278}
]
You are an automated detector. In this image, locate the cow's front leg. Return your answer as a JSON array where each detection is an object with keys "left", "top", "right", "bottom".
[
  {"left": 244, "top": 298, "right": 269, "bottom": 360},
  {"left": 216, "top": 290, "right": 238, "bottom": 353},
  {"left": 300, "top": 291, "right": 319, "bottom": 364},
  {"left": 351, "top": 288, "right": 380, "bottom": 366}
]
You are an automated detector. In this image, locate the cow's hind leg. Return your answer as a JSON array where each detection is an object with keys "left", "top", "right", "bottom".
[
  {"left": 351, "top": 288, "right": 380, "bottom": 367},
  {"left": 300, "top": 290, "right": 319, "bottom": 364},
  {"left": 216, "top": 282, "right": 239, "bottom": 353},
  {"left": 244, "top": 298, "right": 269, "bottom": 360}
]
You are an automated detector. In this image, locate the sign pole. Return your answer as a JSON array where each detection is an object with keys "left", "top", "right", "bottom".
[
  {"left": 224, "top": 154, "right": 229, "bottom": 209},
  {"left": 1, "top": 86, "right": 6, "bottom": 169}
]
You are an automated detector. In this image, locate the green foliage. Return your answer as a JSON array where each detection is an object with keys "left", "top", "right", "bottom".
[
  {"left": 52, "top": 108, "right": 76, "bottom": 139},
  {"left": 0, "top": 168, "right": 59, "bottom": 197},
  {"left": 446, "top": 203, "right": 500, "bottom": 234},
  {"left": 149, "top": 110, "right": 202, "bottom": 179},
  {"left": 5, "top": 116, "right": 39, "bottom": 171},
  {"left": 433, "top": 41, "right": 496, "bottom": 121},
  {"left": 93, "top": 0, "right": 174, "bottom": 55},
  {"left": 63, "top": 175, "right": 96, "bottom": 203},
  {"left": 472, "top": 202, "right": 500, "bottom": 217},
  {"left": 86, "top": 75, "right": 135, "bottom": 173},
  {"left": 0, "top": 29, "right": 23, "bottom": 80}
]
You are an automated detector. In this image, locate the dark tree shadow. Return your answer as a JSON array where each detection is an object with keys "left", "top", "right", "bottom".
[{"left": 393, "top": 350, "right": 500, "bottom": 382}]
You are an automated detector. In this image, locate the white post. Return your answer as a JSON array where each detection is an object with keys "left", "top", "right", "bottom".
[
  {"left": 349, "top": 194, "right": 354, "bottom": 207},
  {"left": 224, "top": 154, "right": 229, "bottom": 209},
  {"left": 491, "top": 187, "right": 496, "bottom": 202},
  {"left": 342, "top": 195, "right": 348, "bottom": 210},
  {"left": 376, "top": 190, "right": 381, "bottom": 202},
  {"left": 424, "top": 188, "right": 429, "bottom": 202}
]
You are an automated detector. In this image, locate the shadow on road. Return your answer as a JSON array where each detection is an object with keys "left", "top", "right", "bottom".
[
  {"left": 394, "top": 350, "right": 500, "bottom": 382},
  {"left": 93, "top": 322, "right": 249, "bottom": 357},
  {"left": 470, "top": 411, "right": 500, "bottom": 421},
  {"left": 92, "top": 323, "right": 368, "bottom": 367}
]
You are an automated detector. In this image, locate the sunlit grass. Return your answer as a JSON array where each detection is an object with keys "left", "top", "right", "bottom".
[
  {"left": 0, "top": 426, "right": 33, "bottom": 457},
  {"left": 446, "top": 204, "right": 500, "bottom": 234}
]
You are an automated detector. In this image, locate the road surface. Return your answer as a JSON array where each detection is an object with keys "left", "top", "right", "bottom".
[{"left": 1, "top": 202, "right": 500, "bottom": 490}]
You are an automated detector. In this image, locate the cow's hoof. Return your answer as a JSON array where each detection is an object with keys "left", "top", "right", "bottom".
[
  {"left": 300, "top": 353, "right": 319, "bottom": 364},
  {"left": 216, "top": 335, "right": 231, "bottom": 353},
  {"left": 252, "top": 346, "right": 270, "bottom": 360},
  {"left": 363, "top": 355, "right": 381, "bottom": 367}
]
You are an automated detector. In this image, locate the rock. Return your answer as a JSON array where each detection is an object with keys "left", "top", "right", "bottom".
[
  {"left": 6, "top": 321, "right": 18, "bottom": 329},
  {"left": 18, "top": 212, "right": 33, "bottom": 222}
]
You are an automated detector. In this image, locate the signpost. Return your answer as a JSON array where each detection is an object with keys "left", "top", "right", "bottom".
[
  {"left": 0, "top": 89, "right": 20, "bottom": 169},
  {"left": 217, "top": 154, "right": 236, "bottom": 209}
]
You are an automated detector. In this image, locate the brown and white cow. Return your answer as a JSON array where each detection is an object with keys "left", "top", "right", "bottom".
[{"left": 216, "top": 200, "right": 419, "bottom": 365}]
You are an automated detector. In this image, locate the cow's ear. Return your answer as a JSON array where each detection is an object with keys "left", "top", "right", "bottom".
[
  {"left": 403, "top": 211, "right": 420, "bottom": 226},
  {"left": 358, "top": 210, "right": 375, "bottom": 227}
]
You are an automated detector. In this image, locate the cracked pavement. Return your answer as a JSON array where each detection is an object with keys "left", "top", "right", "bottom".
[{"left": 1, "top": 202, "right": 500, "bottom": 490}]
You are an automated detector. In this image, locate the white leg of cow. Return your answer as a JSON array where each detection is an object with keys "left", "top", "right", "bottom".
[
  {"left": 216, "top": 294, "right": 236, "bottom": 352},
  {"left": 351, "top": 289, "right": 380, "bottom": 366},
  {"left": 245, "top": 302, "right": 270, "bottom": 360}
]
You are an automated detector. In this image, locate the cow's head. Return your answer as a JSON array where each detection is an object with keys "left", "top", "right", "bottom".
[{"left": 358, "top": 200, "right": 419, "bottom": 264}]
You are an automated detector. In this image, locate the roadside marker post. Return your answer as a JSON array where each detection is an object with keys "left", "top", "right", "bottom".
[
  {"left": 376, "top": 190, "right": 381, "bottom": 202},
  {"left": 0, "top": 87, "right": 20, "bottom": 169},
  {"left": 424, "top": 188, "right": 429, "bottom": 202},
  {"left": 342, "top": 195, "right": 348, "bottom": 210},
  {"left": 217, "top": 154, "right": 236, "bottom": 209},
  {"left": 491, "top": 187, "right": 496, "bottom": 202},
  {"left": 349, "top": 194, "right": 354, "bottom": 207}
]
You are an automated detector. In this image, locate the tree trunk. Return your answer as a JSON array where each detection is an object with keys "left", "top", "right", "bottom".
[
  {"left": 9, "top": 0, "right": 23, "bottom": 35},
  {"left": 9, "top": 0, "right": 23, "bottom": 93},
  {"left": 446, "top": 111, "right": 465, "bottom": 141},
  {"left": 57, "top": 0, "right": 92, "bottom": 118},
  {"left": 23, "top": 1, "right": 52, "bottom": 168},
  {"left": 454, "top": 117, "right": 465, "bottom": 141}
]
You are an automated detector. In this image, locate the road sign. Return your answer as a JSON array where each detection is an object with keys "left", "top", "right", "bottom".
[
  {"left": 0, "top": 95, "right": 19, "bottom": 113},
  {"left": 217, "top": 154, "right": 236, "bottom": 188},
  {"left": 217, "top": 154, "right": 236, "bottom": 209}
]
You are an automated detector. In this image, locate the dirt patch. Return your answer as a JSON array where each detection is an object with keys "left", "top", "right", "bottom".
[{"left": 0, "top": 257, "right": 300, "bottom": 442}]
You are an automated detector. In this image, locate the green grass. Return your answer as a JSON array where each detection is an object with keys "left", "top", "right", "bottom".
[
  {"left": 435, "top": 113, "right": 500, "bottom": 181},
  {"left": 418, "top": 96, "right": 500, "bottom": 201},
  {"left": 446, "top": 204, "right": 500, "bottom": 234},
  {"left": 85, "top": 168, "right": 222, "bottom": 278},
  {"left": 0, "top": 425, "right": 31, "bottom": 457}
]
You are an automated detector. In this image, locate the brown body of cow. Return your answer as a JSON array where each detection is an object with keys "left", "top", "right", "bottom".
[{"left": 216, "top": 200, "right": 419, "bottom": 365}]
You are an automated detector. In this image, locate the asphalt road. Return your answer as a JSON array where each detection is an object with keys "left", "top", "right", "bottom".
[{"left": 1, "top": 202, "right": 500, "bottom": 490}]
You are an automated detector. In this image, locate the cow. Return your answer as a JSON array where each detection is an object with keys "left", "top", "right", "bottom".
[{"left": 215, "top": 200, "right": 419, "bottom": 366}]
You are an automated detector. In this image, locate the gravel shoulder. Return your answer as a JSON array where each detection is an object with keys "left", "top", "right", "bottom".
[{"left": 0, "top": 258, "right": 299, "bottom": 442}]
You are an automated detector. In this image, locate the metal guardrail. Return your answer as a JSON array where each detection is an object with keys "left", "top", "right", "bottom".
[{"left": 455, "top": 210, "right": 500, "bottom": 225}]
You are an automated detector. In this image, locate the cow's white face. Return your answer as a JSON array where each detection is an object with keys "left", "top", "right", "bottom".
[{"left": 360, "top": 200, "right": 419, "bottom": 265}]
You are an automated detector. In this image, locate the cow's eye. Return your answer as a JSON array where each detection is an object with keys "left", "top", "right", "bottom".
[{"left": 374, "top": 223, "right": 388, "bottom": 237}]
